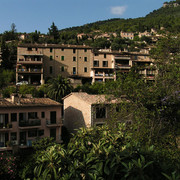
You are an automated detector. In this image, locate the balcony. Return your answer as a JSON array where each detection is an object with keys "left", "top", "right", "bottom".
[
  {"left": 19, "top": 119, "right": 41, "bottom": 129},
  {"left": 0, "top": 123, "right": 12, "bottom": 131},
  {"left": 18, "top": 58, "right": 43, "bottom": 64},
  {"left": 46, "top": 119, "right": 62, "bottom": 128},
  {"left": 17, "top": 68, "right": 42, "bottom": 74},
  {"left": 115, "top": 64, "right": 131, "bottom": 69}
]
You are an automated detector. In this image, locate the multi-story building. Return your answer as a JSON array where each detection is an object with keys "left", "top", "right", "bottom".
[
  {"left": 0, "top": 94, "right": 62, "bottom": 152},
  {"left": 120, "top": 31, "right": 134, "bottom": 40},
  {"left": 16, "top": 44, "right": 93, "bottom": 86},
  {"left": 16, "top": 44, "right": 156, "bottom": 86},
  {"left": 91, "top": 49, "right": 156, "bottom": 82}
]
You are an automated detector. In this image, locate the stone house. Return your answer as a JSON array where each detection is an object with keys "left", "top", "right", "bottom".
[{"left": 63, "top": 92, "right": 123, "bottom": 133}]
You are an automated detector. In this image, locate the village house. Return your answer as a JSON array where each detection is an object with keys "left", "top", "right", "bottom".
[
  {"left": 0, "top": 94, "right": 62, "bottom": 152},
  {"left": 120, "top": 31, "right": 134, "bottom": 40},
  {"left": 63, "top": 92, "right": 124, "bottom": 133}
]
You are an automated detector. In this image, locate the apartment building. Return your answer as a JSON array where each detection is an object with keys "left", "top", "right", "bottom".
[
  {"left": 16, "top": 44, "right": 93, "bottom": 85},
  {"left": 91, "top": 49, "right": 155, "bottom": 82},
  {"left": 91, "top": 49, "right": 115, "bottom": 83},
  {"left": 16, "top": 44, "right": 155, "bottom": 86},
  {"left": 0, "top": 94, "right": 62, "bottom": 152}
]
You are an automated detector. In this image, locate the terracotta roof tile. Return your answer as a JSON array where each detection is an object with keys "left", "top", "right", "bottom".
[
  {"left": 64, "top": 92, "right": 121, "bottom": 105},
  {"left": 1, "top": 98, "right": 61, "bottom": 107}
]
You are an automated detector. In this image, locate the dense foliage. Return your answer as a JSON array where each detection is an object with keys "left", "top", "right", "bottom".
[{"left": 19, "top": 125, "right": 180, "bottom": 180}]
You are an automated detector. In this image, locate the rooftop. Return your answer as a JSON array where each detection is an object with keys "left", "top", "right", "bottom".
[
  {"left": 18, "top": 43, "right": 92, "bottom": 49},
  {"left": 63, "top": 92, "right": 125, "bottom": 105},
  {"left": 0, "top": 97, "right": 61, "bottom": 108}
]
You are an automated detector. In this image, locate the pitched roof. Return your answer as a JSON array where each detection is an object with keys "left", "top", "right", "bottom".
[
  {"left": 63, "top": 92, "right": 121, "bottom": 105},
  {"left": 0, "top": 98, "right": 61, "bottom": 108}
]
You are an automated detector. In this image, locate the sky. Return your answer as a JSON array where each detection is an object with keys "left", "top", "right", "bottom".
[{"left": 0, "top": 0, "right": 171, "bottom": 34}]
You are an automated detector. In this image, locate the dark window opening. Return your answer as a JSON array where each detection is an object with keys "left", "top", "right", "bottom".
[
  {"left": 93, "top": 60, "right": 99, "bottom": 67},
  {"left": 41, "top": 112, "right": 45, "bottom": 118},
  {"left": 73, "top": 67, "right": 76, "bottom": 75},
  {"left": 103, "top": 61, "right": 108, "bottom": 67},
  {"left": 11, "top": 113, "right": 17, "bottom": 122},
  {"left": 28, "top": 130, "right": 37, "bottom": 137},
  {"left": 96, "top": 107, "right": 106, "bottom": 119}
]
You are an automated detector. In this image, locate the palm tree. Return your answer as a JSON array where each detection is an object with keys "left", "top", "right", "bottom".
[{"left": 47, "top": 75, "right": 73, "bottom": 102}]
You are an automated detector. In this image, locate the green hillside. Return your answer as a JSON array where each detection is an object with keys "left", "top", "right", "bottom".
[{"left": 60, "top": 0, "right": 180, "bottom": 34}]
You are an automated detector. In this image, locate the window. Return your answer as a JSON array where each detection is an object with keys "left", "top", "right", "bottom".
[
  {"left": 104, "top": 54, "right": 106, "bottom": 58},
  {"left": 19, "top": 113, "right": 26, "bottom": 121},
  {"left": 41, "top": 112, "right": 45, "bottom": 118},
  {"left": 35, "top": 48, "right": 38, "bottom": 51},
  {"left": 94, "top": 53, "right": 98, "bottom": 56},
  {"left": 93, "top": 60, "right": 99, "bottom": 67},
  {"left": 28, "top": 130, "right": 37, "bottom": 137},
  {"left": 11, "top": 113, "right": 17, "bottom": 122},
  {"left": 28, "top": 112, "right": 37, "bottom": 119},
  {"left": 50, "top": 56, "right": 53, "bottom": 60},
  {"left": 103, "top": 61, "right": 108, "bottom": 67},
  {"left": 61, "top": 56, "right": 64, "bottom": 61},
  {"left": 96, "top": 107, "right": 106, "bottom": 119},
  {"left": 11, "top": 132, "right": 17, "bottom": 140},
  {"left": 61, "top": 66, "right": 64, "bottom": 72},
  {"left": 50, "top": 66, "right": 53, "bottom": 74},
  {"left": 84, "top": 49, "right": 87, "bottom": 52},
  {"left": 73, "top": 49, "right": 76, "bottom": 54},
  {"left": 73, "top": 67, "right": 76, "bottom": 75},
  {"left": 38, "top": 130, "right": 44, "bottom": 136},
  {"left": 27, "top": 47, "right": 32, "bottom": 51},
  {"left": 84, "top": 67, "right": 87, "bottom": 72},
  {"left": 50, "top": 111, "right": 56, "bottom": 124},
  {"left": 73, "top": 57, "right": 76, "bottom": 61},
  {"left": 50, "top": 48, "right": 53, "bottom": 52},
  {"left": 134, "top": 56, "right": 137, "bottom": 60},
  {"left": 61, "top": 48, "right": 64, "bottom": 51},
  {"left": 84, "top": 57, "right": 87, "bottom": 62}
]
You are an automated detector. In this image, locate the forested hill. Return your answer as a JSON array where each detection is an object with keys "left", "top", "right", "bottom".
[{"left": 60, "top": 1, "right": 180, "bottom": 34}]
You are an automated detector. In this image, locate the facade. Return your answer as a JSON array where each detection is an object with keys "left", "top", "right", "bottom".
[
  {"left": 92, "top": 49, "right": 156, "bottom": 82},
  {"left": 16, "top": 44, "right": 156, "bottom": 86},
  {"left": 63, "top": 92, "right": 121, "bottom": 133},
  {"left": 16, "top": 44, "right": 93, "bottom": 86},
  {"left": 120, "top": 31, "right": 134, "bottom": 40},
  {"left": 0, "top": 94, "right": 62, "bottom": 152}
]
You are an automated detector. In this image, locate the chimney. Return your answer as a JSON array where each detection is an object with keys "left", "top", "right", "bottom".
[{"left": 11, "top": 93, "right": 18, "bottom": 103}]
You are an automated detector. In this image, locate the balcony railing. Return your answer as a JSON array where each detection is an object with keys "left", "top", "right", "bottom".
[
  {"left": 115, "top": 64, "right": 131, "bottom": 69},
  {"left": 17, "top": 69, "right": 42, "bottom": 73},
  {"left": 19, "top": 119, "right": 41, "bottom": 127},
  {"left": 18, "top": 59, "right": 43, "bottom": 64},
  {"left": 0, "top": 123, "right": 12, "bottom": 129},
  {"left": 46, "top": 119, "right": 62, "bottom": 127}
]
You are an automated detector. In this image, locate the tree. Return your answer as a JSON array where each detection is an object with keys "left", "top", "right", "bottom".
[
  {"left": 11, "top": 23, "right": 17, "bottom": 33},
  {"left": 47, "top": 75, "right": 73, "bottom": 102},
  {"left": 48, "top": 22, "right": 59, "bottom": 41},
  {"left": 30, "top": 30, "right": 40, "bottom": 43}
]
